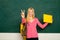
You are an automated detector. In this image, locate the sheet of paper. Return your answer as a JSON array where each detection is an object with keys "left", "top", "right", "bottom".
[{"left": 43, "top": 14, "right": 53, "bottom": 23}]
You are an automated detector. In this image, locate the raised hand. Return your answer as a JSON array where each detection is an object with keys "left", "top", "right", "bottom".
[{"left": 21, "top": 9, "right": 25, "bottom": 18}]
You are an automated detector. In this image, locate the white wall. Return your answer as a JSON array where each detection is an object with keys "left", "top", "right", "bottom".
[{"left": 0, "top": 33, "right": 60, "bottom": 40}]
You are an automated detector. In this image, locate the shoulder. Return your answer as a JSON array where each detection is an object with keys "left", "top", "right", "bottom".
[{"left": 34, "top": 17, "right": 38, "bottom": 21}]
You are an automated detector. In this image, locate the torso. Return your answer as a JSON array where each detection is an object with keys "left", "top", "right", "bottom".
[{"left": 27, "top": 18, "right": 38, "bottom": 38}]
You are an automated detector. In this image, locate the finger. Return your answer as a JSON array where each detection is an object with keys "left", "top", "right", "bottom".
[{"left": 23, "top": 10, "right": 25, "bottom": 13}]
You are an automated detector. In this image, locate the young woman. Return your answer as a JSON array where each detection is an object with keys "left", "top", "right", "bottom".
[{"left": 21, "top": 7, "right": 48, "bottom": 40}]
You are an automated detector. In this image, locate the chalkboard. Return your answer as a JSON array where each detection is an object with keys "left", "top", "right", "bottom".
[{"left": 0, "top": 0, "right": 60, "bottom": 33}]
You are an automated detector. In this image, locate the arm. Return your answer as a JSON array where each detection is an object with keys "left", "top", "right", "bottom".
[
  {"left": 36, "top": 18, "right": 48, "bottom": 29},
  {"left": 21, "top": 9, "right": 26, "bottom": 23},
  {"left": 22, "top": 18, "right": 26, "bottom": 24}
]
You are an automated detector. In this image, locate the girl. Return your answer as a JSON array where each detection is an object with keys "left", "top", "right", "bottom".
[{"left": 21, "top": 7, "right": 48, "bottom": 40}]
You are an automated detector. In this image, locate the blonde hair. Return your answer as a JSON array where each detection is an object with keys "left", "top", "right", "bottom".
[{"left": 27, "top": 7, "right": 35, "bottom": 22}]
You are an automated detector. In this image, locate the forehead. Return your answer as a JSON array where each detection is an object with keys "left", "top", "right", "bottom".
[{"left": 28, "top": 9, "right": 33, "bottom": 12}]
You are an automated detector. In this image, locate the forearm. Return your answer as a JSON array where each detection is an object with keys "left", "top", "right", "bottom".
[
  {"left": 37, "top": 19, "right": 48, "bottom": 29},
  {"left": 41, "top": 22, "right": 48, "bottom": 29},
  {"left": 22, "top": 18, "right": 26, "bottom": 23}
]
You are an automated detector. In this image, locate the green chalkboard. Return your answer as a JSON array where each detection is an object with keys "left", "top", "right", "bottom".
[{"left": 0, "top": 0, "right": 60, "bottom": 33}]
